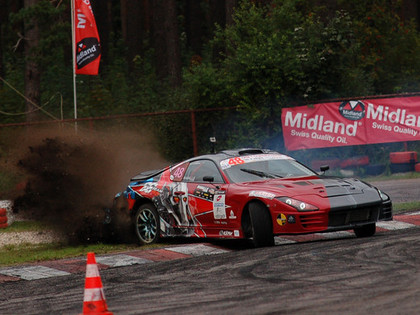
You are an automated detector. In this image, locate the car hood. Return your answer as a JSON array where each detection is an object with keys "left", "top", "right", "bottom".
[{"left": 236, "top": 176, "right": 378, "bottom": 199}]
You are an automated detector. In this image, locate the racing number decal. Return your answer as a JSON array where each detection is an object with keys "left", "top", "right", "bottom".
[
  {"left": 213, "top": 193, "right": 226, "bottom": 219},
  {"left": 228, "top": 157, "right": 245, "bottom": 166},
  {"left": 171, "top": 162, "right": 189, "bottom": 181}
]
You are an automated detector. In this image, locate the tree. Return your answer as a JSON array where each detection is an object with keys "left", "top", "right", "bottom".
[
  {"left": 120, "top": 0, "right": 149, "bottom": 69},
  {"left": 0, "top": 0, "right": 6, "bottom": 84},
  {"left": 24, "top": 0, "right": 41, "bottom": 122},
  {"left": 185, "top": 0, "right": 207, "bottom": 56},
  {"left": 152, "top": 0, "right": 181, "bottom": 87}
]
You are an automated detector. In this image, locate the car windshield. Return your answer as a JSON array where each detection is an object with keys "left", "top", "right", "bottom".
[{"left": 221, "top": 155, "right": 316, "bottom": 183}]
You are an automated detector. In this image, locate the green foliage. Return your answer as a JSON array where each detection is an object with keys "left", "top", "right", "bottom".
[
  {"left": 179, "top": 0, "right": 420, "bottom": 154},
  {"left": 1, "top": 0, "right": 420, "bottom": 162}
]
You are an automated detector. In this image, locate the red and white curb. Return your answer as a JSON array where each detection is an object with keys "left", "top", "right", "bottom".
[
  {"left": 1, "top": 213, "right": 419, "bottom": 283},
  {"left": 0, "top": 244, "right": 230, "bottom": 282}
]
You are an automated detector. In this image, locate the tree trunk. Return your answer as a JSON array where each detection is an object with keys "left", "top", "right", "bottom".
[
  {"left": 0, "top": 0, "right": 5, "bottom": 84},
  {"left": 121, "top": 0, "right": 147, "bottom": 69},
  {"left": 152, "top": 0, "right": 181, "bottom": 87},
  {"left": 209, "top": 0, "right": 226, "bottom": 31},
  {"left": 225, "top": 0, "right": 237, "bottom": 26},
  {"left": 24, "top": 0, "right": 41, "bottom": 122},
  {"left": 185, "top": 0, "right": 206, "bottom": 56}
]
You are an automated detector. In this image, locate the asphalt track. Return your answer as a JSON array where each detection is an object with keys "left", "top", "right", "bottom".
[{"left": 0, "top": 211, "right": 420, "bottom": 314}]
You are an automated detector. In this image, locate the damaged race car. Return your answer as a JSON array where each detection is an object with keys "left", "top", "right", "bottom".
[{"left": 107, "top": 148, "right": 392, "bottom": 247}]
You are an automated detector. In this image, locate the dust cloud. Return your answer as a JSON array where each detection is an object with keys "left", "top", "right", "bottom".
[{"left": 10, "top": 123, "right": 168, "bottom": 244}]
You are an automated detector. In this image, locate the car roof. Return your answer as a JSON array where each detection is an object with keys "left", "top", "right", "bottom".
[{"left": 186, "top": 148, "right": 282, "bottom": 164}]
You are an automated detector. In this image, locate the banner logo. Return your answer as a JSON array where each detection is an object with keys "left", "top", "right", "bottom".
[
  {"left": 76, "top": 37, "right": 100, "bottom": 69},
  {"left": 339, "top": 101, "right": 365, "bottom": 121}
]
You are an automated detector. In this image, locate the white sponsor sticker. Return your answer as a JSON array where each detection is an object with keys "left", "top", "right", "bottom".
[
  {"left": 220, "top": 154, "right": 291, "bottom": 169},
  {"left": 213, "top": 193, "right": 226, "bottom": 219},
  {"left": 249, "top": 190, "right": 276, "bottom": 199}
]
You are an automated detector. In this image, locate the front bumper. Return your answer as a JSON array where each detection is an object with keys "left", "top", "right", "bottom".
[{"left": 272, "top": 199, "right": 392, "bottom": 235}]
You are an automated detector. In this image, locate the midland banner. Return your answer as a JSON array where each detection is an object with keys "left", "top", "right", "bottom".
[
  {"left": 73, "top": 0, "right": 101, "bottom": 75},
  {"left": 281, "top": 95, "right": 420, "bottom": 151}
]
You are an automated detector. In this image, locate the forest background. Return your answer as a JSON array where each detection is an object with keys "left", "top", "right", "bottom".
[{"left": 0, "top": 0, "right": 420, "bottom": 165}]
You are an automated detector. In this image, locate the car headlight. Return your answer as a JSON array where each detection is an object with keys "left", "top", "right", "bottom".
[
  {"left": 277, "top": 197, "right": 319, "bottom": 211},
  {"left": 378, "top": 189, "right": 390, "bottom": 201}
]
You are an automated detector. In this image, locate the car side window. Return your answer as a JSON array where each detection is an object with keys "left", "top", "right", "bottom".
[{"left": 184, "top": 160, "right": 224, "bottom": 183}]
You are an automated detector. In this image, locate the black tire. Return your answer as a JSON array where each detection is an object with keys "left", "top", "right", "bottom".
[
  {"left": 353, "top": 223, "right": 376, "bottom": 238},
  {"left": 134, "top": 203, "right": 160, "bottom": 245},
  {"left": 247, "top": 202, "right": 274, "bottom": 247}
]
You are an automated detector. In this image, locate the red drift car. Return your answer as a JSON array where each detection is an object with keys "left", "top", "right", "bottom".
[{"left": 108, "top": 149, "right": 392, "bottom": 247}]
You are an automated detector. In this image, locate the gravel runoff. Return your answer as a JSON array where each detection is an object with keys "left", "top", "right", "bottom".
[{"left": 0, "top": 200, "right": 65, "bottom": 248}]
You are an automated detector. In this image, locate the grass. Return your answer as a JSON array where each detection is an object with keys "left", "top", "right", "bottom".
[
  {"left": 0, "top": 228, "right": 170, "bottom": 266},
  {"left": 393, "top": 201, "right": 420, "bottom": 214},
  {"left": 0, "top": 243, "right": 143, "bottom": 266},
  {"left": 0, "top": 221, "right": 167, "bottom": 266},
  {"left": 1, "top": 220, "right": 51, "bottom": 233}
]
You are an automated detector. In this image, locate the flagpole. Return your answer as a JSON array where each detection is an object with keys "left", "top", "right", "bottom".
[{"left": 70, "top": 0, "right": 78, "bottom": 123}]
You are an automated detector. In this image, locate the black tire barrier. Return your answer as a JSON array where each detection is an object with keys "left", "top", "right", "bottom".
[
  {"left": 390, "top": 162, "right": 415, "bottom": 173},
  {"left": 365, "top": 164, "right": 386, "bottom": 176}
]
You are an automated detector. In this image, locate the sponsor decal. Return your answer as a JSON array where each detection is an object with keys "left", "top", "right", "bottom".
[
  {"left": 213, "top": 192, "right": 226, "bottom": 219},
  {"left": 287, "top": 215, "right": 296, "bottom": 224},
  {"left": 249, "top": 191, "right": 276, "bottom": 200},
  {"left": 194, "top": 186, "right": 214, "bottom": 201},
  {"left": 220, "top": 154, "right": 291, "bottom": 169},
  {"left": 219, "top": 230, "right": 233, "bottom": 236},
  {"left": 229, "top": 210, "right": 237, "bottom": 219},
  {"left": 138, "top": 182, "right": 161, "bottom": 194},
  {"left": 234, "top": 230, "right": 240, "bottom": 237},
  {"left": 277, "top": 213, "right": 287, "bottom": 226}
]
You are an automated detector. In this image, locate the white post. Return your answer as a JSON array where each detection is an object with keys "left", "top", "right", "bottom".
[{"left": 70, "top": 0, "right": 77, "bottom": 122}]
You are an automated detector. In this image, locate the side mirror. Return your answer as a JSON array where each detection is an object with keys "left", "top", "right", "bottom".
[
  {"left": 203, "top": 176, "right": 214, "bottom": 182},
  {"left": 320, "top": 165, "right": 329, "bottom": 174}
]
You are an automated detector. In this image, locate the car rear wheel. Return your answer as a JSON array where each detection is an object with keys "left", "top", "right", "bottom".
[
  {"left": 353, "top": 223, "right": 376, "bottom": 237},
  {"left": 134, "top": 203, "right": 160, "bottom": 245},
  {"left": 247, "top": 202, "right": 274, "bottom": 247}
]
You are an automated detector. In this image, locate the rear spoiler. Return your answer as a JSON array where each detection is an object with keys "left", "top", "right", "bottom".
[{"left": 130, "top": 167, "right": 169, "bottom": 182}]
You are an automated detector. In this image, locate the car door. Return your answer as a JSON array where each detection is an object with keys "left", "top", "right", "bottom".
[{"left": 183, "top": 160, "right": 229, "bottom": 230}]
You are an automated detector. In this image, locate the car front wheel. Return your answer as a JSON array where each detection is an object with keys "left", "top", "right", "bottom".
[
  {"left": 353, "top": 223, "right": 376, "bottom": 237},
  {"left": 134, "top": 203, "right": 160, "bottom": 245},
  {"left": 248, "top": 202, "right": 274, "bottom": 247}
]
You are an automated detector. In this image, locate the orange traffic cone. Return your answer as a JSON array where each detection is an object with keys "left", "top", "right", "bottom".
[{"left": 80, "top": 252, "right": 113, "bottom": 315}]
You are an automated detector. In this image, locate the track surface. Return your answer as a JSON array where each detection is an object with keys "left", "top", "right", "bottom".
[
  {"left": 0, "top": 178, "right": 419, "bottom": 314},
  {"left": 0, "top": 212, "right": 420, "bottom": 314}
]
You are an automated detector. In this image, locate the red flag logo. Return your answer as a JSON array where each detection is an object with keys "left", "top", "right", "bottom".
[{"left": 74, "top": 0, "right": 101, "bottom": 75}]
